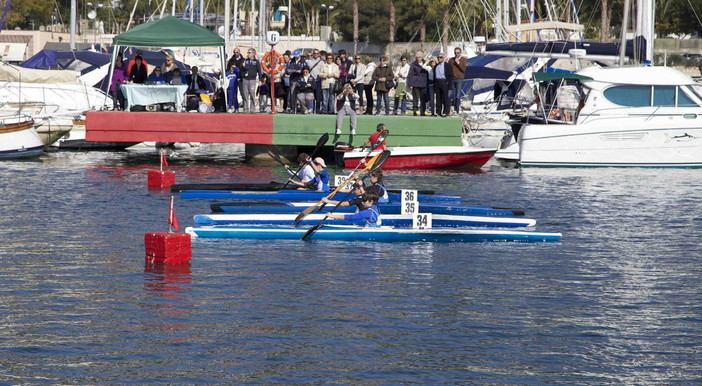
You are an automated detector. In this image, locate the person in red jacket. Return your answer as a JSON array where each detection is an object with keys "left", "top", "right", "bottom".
[{"left": 362, "top": 123, "right": 388, "bottom": 151}]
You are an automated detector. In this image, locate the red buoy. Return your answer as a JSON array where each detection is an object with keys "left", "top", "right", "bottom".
[
  {"left": 144, "top": 232, "right": 191, "bottom": 265},
  {"left": 147, "top": 169, "right": 176, "bottom": 188},
  {"left": 148, "top": 150, "right": 175, "bottom": 188},
  {"left": 144, "top": 196, "right": 190, "bottom": 265}
]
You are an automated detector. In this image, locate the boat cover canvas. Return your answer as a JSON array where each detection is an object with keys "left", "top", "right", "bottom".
[
  {"left": 0, "top": 64, "right": 79, "bottom": 83},
  {"left": 113, "top": 16, "right": 224, "bottom": 47},
  {"left": 486, "top": 37, "right": 647, "bottom": 62}
]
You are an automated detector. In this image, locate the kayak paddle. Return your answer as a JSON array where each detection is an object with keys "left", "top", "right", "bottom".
[{"left": 300, "top": 150, "right": 391, "bottom": 240}]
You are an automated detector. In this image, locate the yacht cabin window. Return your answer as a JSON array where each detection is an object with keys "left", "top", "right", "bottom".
[{"left": 603, "top": 85, "right": 700, "bottom": 107}]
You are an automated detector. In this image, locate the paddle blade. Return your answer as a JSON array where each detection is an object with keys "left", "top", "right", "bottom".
[
  {"left": 316, "top": 132, "right": 330, "bottom": 148},
  {"left": 295, "top": 204, "right": 318, "bottom": 222},
  {"left": 300, "top": 220, "right": 325, "bottom": 240},
  {"left": 369, "top": 150, "right": 391, "bottom": 172},
  {"left": 267, "top": 151, "right": 285, "bottom": 166},
  {"left": 371, "top": 131, "right": 388, "bottom": 150}
]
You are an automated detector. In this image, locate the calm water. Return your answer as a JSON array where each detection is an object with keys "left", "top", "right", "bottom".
[{"left": 1, "top": 144, "right": 701, "bottom": 383}]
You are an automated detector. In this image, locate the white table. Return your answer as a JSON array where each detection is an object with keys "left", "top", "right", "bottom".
[{"left": 120, "top": 84, "right": 189, "bottom": 111}]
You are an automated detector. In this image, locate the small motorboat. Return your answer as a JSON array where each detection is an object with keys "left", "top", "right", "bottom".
[
  {"left": 185, "top": 225, "right": 561, "bottom": 242},
  {"left": 0, "top": 117, "right": 44, "bottom": 159},
  {"left": 340, "top": 146, "right": 496, "bottom": 169},
  {"left": 193, "top": 213, "right": 536, "bottom": 228}
]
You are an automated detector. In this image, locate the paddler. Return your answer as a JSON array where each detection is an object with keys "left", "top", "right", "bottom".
[
  {"left": 326, "top": 191, "right": 382, "bottom": 227},
  {"left": 322, "top": 180, "right": 366, "bottom": 210},
  {"left": 286, "top": 152, "right": 316, "bottom": 190},
  {"left": 368, "top": 168, "right": 389, "bottom": 203},
  {"left": 287, "top": 157, "right": 330, "bottom": 191}
]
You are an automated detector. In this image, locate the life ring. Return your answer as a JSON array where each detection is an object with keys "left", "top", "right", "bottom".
[{"left": 261, "top": 50, "right": 286, "bottom": 74}]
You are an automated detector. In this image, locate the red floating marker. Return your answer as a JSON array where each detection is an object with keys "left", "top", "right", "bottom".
[
  {"left": 145, "top": 232, "right": 191, "bottom": 265},
  {"left": 147, "top": 150, "right": 176, "bottom": 188},
  {"left": 147, "top": 169, "right": 176, "bottom": 188},
  {"left": 144, "top": 196, "right": 191, "bottom": 265}
]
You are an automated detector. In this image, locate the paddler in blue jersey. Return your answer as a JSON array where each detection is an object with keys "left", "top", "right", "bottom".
[
  {"left": 326, "top": 191, "right": 382, "bottom": 227},
  {"left": 368, "top": 168, "right": 389, "bottom": 203}
]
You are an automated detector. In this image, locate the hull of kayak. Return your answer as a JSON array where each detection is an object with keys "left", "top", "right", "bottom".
[
  {"left": 193, "top": 213, "right": 536, "bottom": 228},
  {"left": 210, "top": 202, "right": 525, "bottom": 217},
  {"left": 180, "top": 190, "right": 461, "bottom": 202},
  {"left": 185, "top": 225, "right": 561, "bottom": 242}
]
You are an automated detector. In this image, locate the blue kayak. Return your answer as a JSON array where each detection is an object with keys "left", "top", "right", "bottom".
[
  {"left": 185, "top": 225, "right": 561, "bottom": 242},
  {"left": 210, "top": 201, "right": 525, "bottom": 217},
  {"left": 193, "top": 213, "right": 537, "bottom": 228},
  {"left": 180, "top": 189, "right": 461, "bottom": 202}
]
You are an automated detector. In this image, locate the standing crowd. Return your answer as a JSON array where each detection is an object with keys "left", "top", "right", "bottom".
[{"left": 222, "top": 46, "right": 469, "bottom": 119}]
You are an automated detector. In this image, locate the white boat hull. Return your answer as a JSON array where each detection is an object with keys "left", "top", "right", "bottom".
[
  {"left": 519, "top": 118, "right": 702, "bottom": 167},
  {"left": 0, "top": 124, "right": 44, "bottom": 159}
]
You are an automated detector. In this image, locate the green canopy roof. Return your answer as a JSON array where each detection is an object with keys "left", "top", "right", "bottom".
[
  {"left": 532, "top": 72, "right": 593, "bottom": 82},
  {"left": 113, "top": 16, "right": 224, "bottom": 47}
]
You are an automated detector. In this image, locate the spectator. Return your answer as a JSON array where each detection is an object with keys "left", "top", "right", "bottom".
[
  {"left": 393, "top": 55, "right": 410, "bottom": 115},
  {"left": 336, "top": 56, "right": 348, "bottom": 85},
  {"left": 296, "top": 67, "right": 316, "bottom": 114},
  {"left": 362, "top": 56, "right": 376, "bottom": 115},
  {"left": 185, "top": 66, "right": 207, "bottom": 94},
  {"left": 372, "top": 56, "right": 394, "bottom": 115},
  {"left": 110, "top": 54, "right": 128, "bottom": 110},
  {"left": 169, "top": 67, "right": 186, "bottom": 85},
  {"left": 306, "top": 49, "right": 324, "bottom": 113},
  {"left": 319, "top": 53, "right": 340, "bottom": 114},
  {"left": 126, "top": 50, "right": 149, "bottom": 76},
  {"left": 448, "top": 47, "right": 467, "bottom": 115},
  {"left": 347, "top": 54, "right": 366, "bottom": 113},
  {"left": 227, "top": 47, "right": 246, "bottom": 106},
  {"left": 161, "top": 55, "right": 177, "bottom": 77},
  {"left": 257, "top": 74, "right": 270, "bottom": 113},
  {"left": 432, "top": 53, "right": 453, "bottom": 117},
  {"left": 338, "top": 49, "right": 353, "bottom": 68},
  {"left": 335, "top": 83, "right": 359, "bottom": 135},
  {"left": 225, "top": 63, "right": 240, "bottom": 113},
  {"left": 407, "top": 52, "right": 429, "bottom": 116},
  {"left": 424, "top": 56, "right": 437, "bottom": 116},
  {"left": 285, "top": 49, "right": 307, "bottom": 113},
  {"left": 241, "top": 49, "right": 261, "bottom": 113},
  {"left": 129, "top": 55, "right": 148, "bottom": 84},
  {"left": 147, "top": 67, "right": 168, "bottom": 84}
]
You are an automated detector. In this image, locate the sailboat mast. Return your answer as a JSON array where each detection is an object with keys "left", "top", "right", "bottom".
[{"left": 70, "top": 0, "right": 76, "bottom": 49}]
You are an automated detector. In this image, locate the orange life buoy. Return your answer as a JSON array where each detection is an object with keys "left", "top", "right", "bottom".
[{"left": 261, "top": 50, "right": 285, "bottom": 74}]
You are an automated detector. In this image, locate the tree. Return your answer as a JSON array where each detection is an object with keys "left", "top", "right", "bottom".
[{"left": 5, "top": 0, "right": 54, "bottom": 30}]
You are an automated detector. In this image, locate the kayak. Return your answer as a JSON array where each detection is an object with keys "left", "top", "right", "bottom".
[
  {"left": 185, "top": 225, "right": 561, "bottom": 242},
  {"left": 170, "top": 182, "right": 436, "bottom": 195},
  {"left": 193, "top": 213, "right": 537, "bottom": 228},
  {"left": 210, "top": 201, "right": 525, "bottom": 217},
  {"left": 180, "top": 189, "right": 461, "bottom": 202}
]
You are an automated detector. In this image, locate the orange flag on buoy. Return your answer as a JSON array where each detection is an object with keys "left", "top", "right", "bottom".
[{"left": 168, "top": 196, "right": 180, "bottom": 231}]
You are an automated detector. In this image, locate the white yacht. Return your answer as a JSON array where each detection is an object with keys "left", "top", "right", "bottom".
[{"left": 518, "top": 66, "right": 702, "bottom": 167}]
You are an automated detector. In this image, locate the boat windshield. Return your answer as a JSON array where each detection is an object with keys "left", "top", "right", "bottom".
[{"left": 689, "top": 84, "right": 702, "bottom": 104}]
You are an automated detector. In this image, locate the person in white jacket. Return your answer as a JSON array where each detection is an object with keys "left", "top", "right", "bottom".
[{"left": 362, "top": 56, "right": 377, "bottom": 115}]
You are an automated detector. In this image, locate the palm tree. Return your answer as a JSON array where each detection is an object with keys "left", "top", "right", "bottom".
[
  {"left": 389, "top": 0, "right": 395, "bottom": 43},
  {"left": 353, "top": 0, "right": 359, "bottom": 54}
]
